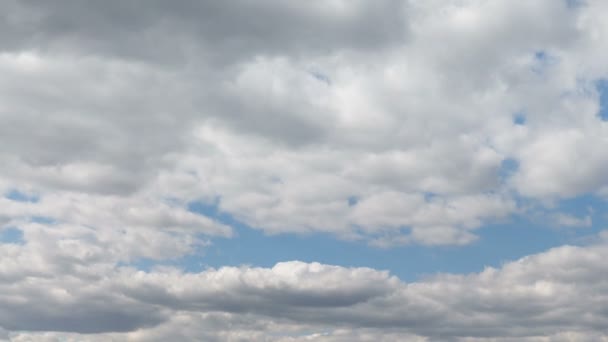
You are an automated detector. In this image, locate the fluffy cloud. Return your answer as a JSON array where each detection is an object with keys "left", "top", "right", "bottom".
[
  {"left": 1, "top": 235, "right": 608, "bottom": 340},
  {"left": 2, "top": 0, "right": 608, "bottom": 245},
  {"left": 1, "top": 0, "right": 608, "bottom": 339}
]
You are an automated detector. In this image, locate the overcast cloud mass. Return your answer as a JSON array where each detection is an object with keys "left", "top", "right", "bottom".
[{"left": 1, "top": 0, "right": 608, "bottom": 340}]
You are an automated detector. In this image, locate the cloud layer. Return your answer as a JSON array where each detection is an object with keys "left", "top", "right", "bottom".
[
  {"left": 2, "top": 234, "right": 608, "bottom": 340},
  {"left": 1, "top": 0, "right": 608, "bottom": 340},
  {"left": 2, "top": 0, "right": 608, "bottom": 244}
]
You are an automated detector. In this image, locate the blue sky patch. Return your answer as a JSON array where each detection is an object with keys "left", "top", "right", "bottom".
[
  {"left": 531, "top": 50, "right": 558, "bottom": 75},
  {"left": 5, "top": 189, "right": 39, "bottom": 203},
  {"left": 0, "top": 227, "right": 25, "bottom": 245},
  {"left": 513, "top": 112, "right": 526, "bottom": 125},
  {"left": 184, "top": 196, "right": 606, "bottom": 281},
  {"left": 31, "top": 216, "right": 57, "bottom": 225},
  {"left": 499, "top": 158, "right": 519, "bottom": 181},
  {"left": 347, "top": 196, "right": 359, "bottom": 206},
  {"left": 309, "top": 70, "right": 331, "bottom": 85},
  {"left": 534, "top": 51, "right": 547, "bottom": 61}
]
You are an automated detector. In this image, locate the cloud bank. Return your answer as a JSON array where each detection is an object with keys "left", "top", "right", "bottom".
[
  {"left": 2, "top": 235, "right": 608, "bottom": 340},
  {"left": 1, "top": 0, "right": 608, "bottom": 340}
]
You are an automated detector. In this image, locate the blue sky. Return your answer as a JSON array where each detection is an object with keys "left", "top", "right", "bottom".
[
  {"left": 2, "top": 1, "right": 608, "bottom": 340},
  {"left": 177, "top": 194, "right": 604, "bottom": 281},
  {"left": 5, "top": 189, "right": 604, "bottom": 282}
]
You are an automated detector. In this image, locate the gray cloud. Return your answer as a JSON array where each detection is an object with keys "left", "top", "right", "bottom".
[
  {"left": 0, "top": 0, "right": 408, "bottom": 64},
  {"left": 1, "top": 0, "right": 606, "bottom": 243},
  {"left": 1, "top": 0, "right": 608, "bottom": 339},
  {"left": 1, "top": 236, "right": 608, "bottom": 339}
]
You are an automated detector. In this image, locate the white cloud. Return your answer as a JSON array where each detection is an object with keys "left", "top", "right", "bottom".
[
  {"left": 1, "top": 235, "right": 608, "bottom": 339},
  {"left": 552, "top": 213, "right": 592, "bottom": 228},
  {"left": 1, "top": 0, "right": 608, "bottom": 339},
  {"left": 1, "top": 0, "right": 607, "bottom": 245}
]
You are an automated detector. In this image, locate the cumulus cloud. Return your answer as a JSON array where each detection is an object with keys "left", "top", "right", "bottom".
[
  {"left": 1, "top": 0, "right": 608, "bottom": 339},
  {"left": 2, "top": 0, "right": 608, "bottom": 245},
  {"left": 1, "top": 235, "right": 608, "bottom": 340}
]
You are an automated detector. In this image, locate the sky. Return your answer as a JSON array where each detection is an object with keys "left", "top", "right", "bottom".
[{"left": 1, "top": 0, "right": 608, "bottom": 341}]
